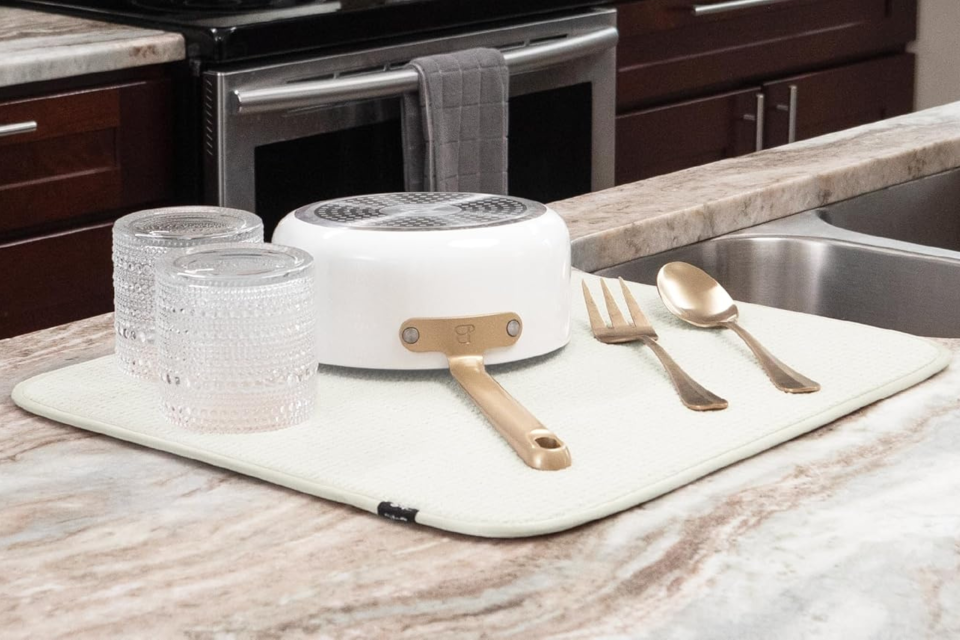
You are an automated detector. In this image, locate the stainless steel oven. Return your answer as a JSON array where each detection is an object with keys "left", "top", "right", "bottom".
[{"left": 201, "top": 8, "right": 617, "bottom": 236}]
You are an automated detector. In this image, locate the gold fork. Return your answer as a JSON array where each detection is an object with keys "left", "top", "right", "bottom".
[{"left": 582, "top": 277, "right": 728, "bottom": 411}]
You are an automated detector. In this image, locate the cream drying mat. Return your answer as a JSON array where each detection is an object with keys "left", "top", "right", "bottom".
[{"left": 13, "top": 274, "right": 950, "bottom": 538}]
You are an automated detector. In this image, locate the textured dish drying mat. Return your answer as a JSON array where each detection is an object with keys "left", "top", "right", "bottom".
[{"left": 13, "top": 273, "right": 950, "bottom": 538}]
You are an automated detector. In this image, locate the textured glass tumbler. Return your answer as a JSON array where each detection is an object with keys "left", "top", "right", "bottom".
[
  {"left": 155, "top": 243, "right": 317, "bottom": 433},
  {"left": 112, "top": 206, "right": 263, "bottom": 378}
]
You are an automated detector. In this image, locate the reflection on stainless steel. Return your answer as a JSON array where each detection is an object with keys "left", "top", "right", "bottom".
[
  {"left": 232, "top": 27, "right": 619, "bottom": 115},
  {"left": 599, "top": 235, "right": 960, "bottom": 338},
  {"left": 0, "top": 121, "right": 37, "bottom": 138},
  {"left": 742, "top": 93, "right": 765, "bottom": 152},
  {"left": 691, "top": 0, "right": 798, "bottom": 16},
  {"left": 774, "top": 84, "right": 798, "bottom": 143},
  {"left": 817, "top": 166, "right": 960, "bottom": 252}
]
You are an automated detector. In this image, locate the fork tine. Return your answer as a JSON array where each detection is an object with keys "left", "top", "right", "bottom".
[
  {"left": 618, "top": 277, "right": 655, "bottom": 333},
  {"left": 581, "top": 280, "right": 609, "bottom": 334},
  {"left": 600, "top": 279, "right": 630, "bottom": 328}
]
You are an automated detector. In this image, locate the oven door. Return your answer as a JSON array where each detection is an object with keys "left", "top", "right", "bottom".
[{"left": 203, "top": 9, "right": 617, "bottom": 236}]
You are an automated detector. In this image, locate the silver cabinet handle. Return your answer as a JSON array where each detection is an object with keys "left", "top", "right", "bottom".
[
  {"left": 693, "top": 0, "right": 797, "bottom": 16},
  {"left": 232, "top": 26, "right": 619, "bottom": 115},
  {"left": 775, "top": 84, "right": 799, "bottom": 143},
  {"left": 743, "top": 93, "right": 765, "bottom": 152},
  {"left": 0, "top": 121, "right": 37, "bottom": 138}
]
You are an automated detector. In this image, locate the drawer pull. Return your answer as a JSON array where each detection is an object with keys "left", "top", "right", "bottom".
[
  {"left": 775, "top": 84, "right": 799, "bottom": 143},
  {"left": 0, "top": 121, "right": 37, "bottom": 138},
  {"left": 692, "top": 0, "right": 797, "bottom": 16},
  {"left": 742, "top": 93, "right": 765, "bottom": 152}
]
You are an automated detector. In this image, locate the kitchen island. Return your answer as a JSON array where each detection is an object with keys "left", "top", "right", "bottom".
[{"left": 3, "top": 105, "right": 960, "bottom": 637}]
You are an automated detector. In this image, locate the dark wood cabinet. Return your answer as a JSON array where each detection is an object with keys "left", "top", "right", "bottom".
[
  {"left": 0, "top": 66, "right": 180, "bottom": 339},
  {"left": 616, "top": 87, "right": 760, "bottom": 183},
  {"left": 0, "top": 222, "right": 114, "bottom": 339},
  {"left": 763, "top": 54, "right": 915, "bottom": 149},
  {"left": 617, "top": 53, "right": 916, "bottom": 183},
  {"left": 614, "top": 0, "right": 918, "bottom": 185}
]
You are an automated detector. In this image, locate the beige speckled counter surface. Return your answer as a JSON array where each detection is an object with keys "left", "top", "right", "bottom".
[
  {"left": 555, "top": 101, "right": 960, "bottom": 272},
  {"left": 0, "top": 7, "right": 184, "bottom": 88}
]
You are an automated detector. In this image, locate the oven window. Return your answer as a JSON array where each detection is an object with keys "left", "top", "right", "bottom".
[
  {"left": 508, "top": 83, "right": 592, "bottom": 204},
  {"left": 255, "top": 120, "right": 405, "bottom": 237},
  {"left": 254, "top": 83, "right": 592, "bottom": 238}
]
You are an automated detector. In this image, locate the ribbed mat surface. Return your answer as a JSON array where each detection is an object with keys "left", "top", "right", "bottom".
[{"left": 13, "top": 273, "right": 950, "bottom": 537}]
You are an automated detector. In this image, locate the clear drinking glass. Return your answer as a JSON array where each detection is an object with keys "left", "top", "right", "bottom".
[
  {"left": 154, "top": 243, "right": 317, "bottom": 433},
  {"left": 112, "top": 206, "right": 263, "bottom": 378}
]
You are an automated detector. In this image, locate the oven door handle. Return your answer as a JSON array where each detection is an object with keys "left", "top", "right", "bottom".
[{"left": 230, "top": 26, "right": 619, "bottom": 116}]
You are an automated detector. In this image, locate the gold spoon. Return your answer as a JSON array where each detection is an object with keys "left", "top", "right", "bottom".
[{"left": 656, "top": 262, "right": 820, "bottom": 394}]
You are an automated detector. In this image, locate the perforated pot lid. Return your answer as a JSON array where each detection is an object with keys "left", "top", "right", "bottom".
[{"left": 292, "top": 193, "right": 548, "bottom": 231}]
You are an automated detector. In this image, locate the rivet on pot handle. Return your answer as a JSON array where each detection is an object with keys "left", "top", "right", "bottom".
[{"left": 399, "top": 313, "right": 572, "bottom": 471}]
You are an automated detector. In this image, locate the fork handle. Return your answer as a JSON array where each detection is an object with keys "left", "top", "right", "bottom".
[
  {"left": 719, "top": 321, "right": 820, "bottom": 393},
  {"left": 639, "top": 336, "right": 728, "bottom": 411}
]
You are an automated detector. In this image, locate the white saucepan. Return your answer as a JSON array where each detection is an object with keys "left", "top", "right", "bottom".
[
  {"left": 273, "top": 192, "right": 573, "bottom": 470},
  {"left": 273, "top": 192, "right": 572, "bottom": 370}
]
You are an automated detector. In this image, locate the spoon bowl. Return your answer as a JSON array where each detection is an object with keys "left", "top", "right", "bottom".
[
  {"left": 656, "top": 261, "right": 820, "bottom": 394},
  {"left": 657, "top": 261, "right": 739, "bottom": 327}
]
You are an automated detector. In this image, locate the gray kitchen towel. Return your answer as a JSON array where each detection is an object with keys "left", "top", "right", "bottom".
[{"left": 402, "top": 48, "right": 509, "bottom": 194}]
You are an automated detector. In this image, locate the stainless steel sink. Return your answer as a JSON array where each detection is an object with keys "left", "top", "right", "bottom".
[
  {"left": 817, "top": 166, "right": 960, "bottom": 253},
  {"left": 595, "top": 169, "right": 960, "bottom": 338},
  {"left": 597, "top": 235, "right": 960, "bottom": 337}
]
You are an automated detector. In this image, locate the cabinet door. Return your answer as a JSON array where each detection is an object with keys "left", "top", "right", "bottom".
[
  {"left": 616, "top": 0, "right": 916, "bottom": 111},
  {"left": 616, "top": 87, "right": 762, "bottom": 184},
  {"left": 0, "top": 222, "right": 113, "bottom": 339},
  {"left": 763, "top": 54, "right": 915, "bottom": 149},
  {"left": 0, "top": 76, "right": 175, "bottom": 240}
]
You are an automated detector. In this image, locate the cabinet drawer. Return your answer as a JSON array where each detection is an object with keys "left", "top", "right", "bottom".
[
  {"left": 616, "top": 87, "right": 761, "bottom": 184},
  {"left": 0, "top": 77, "right": 175, "bottom": 238},
  {"left": 616, "top": 0, "right": 917, "bottom": 110},
  {"left": 0, "top": 222, "right": 113, "bottom": 339},
  {"left": 0, "top": 86, "right": 119, "bottom": 147}
]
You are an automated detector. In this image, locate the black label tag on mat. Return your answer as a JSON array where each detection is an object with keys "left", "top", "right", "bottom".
[{"left": 377, "top": 502, "right": 419, "bottom": 523}]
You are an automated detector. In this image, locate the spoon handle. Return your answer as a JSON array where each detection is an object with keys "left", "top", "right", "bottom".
[{"left": 720, "top": 321, "right": 821, "bottom": 393}]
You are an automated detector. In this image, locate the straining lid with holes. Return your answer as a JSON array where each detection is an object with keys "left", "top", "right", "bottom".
[
  {"left": 291, "top": 192, "right": 546, "bottom": 231},
  {"left": 273, "top": 193, "right": 572, "bottom": 370}
]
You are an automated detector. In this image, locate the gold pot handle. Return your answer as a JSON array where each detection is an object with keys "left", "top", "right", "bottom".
[
  {"left": 400, "top": 313, "right": 572, "bottom": 471},
  {"left": 448, "top": 354, "right": 571, "bottom": 470}
]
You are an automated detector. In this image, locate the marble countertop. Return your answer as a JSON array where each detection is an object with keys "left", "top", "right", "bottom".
[
  {"left": 3, "top": 318, "right": 958, "bottom": 637},
  {"left": 0, "top": 7, "right": 184, "bottom": 88},
  {"left": 4, "top": 105, "right": 960, "bottom": 636},
  {"left": 555, "top": 101, "right": 960, "bottom": 272}
]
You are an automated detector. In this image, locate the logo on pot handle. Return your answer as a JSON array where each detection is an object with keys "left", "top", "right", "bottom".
[
  {"left": 399, "top": 313, "right": 522, "bottom": 355},
  {"left": 455, "top": 324, "right": 475, "bottom": 344}
]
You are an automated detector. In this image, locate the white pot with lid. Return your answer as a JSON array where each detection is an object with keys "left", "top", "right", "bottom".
[{"left": 272, "top": 192, "right": 572, "bottom": 370}]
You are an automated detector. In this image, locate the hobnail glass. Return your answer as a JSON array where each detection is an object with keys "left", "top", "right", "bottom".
[
  {"left": 112, "top": 206, "right": 263, "bottom": 378},
  {"left": 154, "top": 243, "right": 317, "bottom": 433}
]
